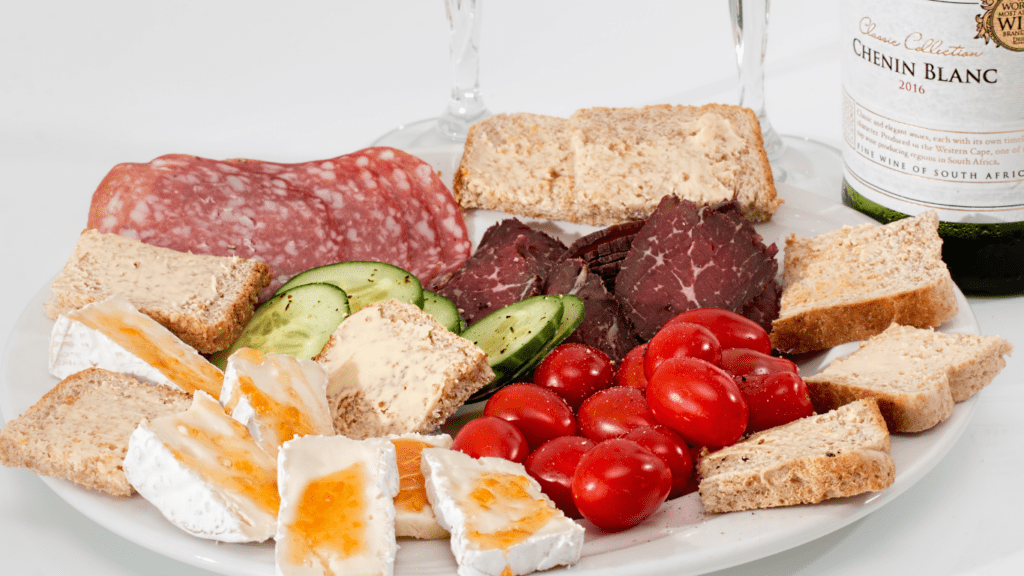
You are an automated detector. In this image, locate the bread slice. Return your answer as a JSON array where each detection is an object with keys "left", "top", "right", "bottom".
[
  {"left": 0, "top": 368, "right": 191, "bottom": 496},
  {"left": 804, "top": 323, "right": 1012, "bottom": 432},
  {"left": 313, "top": 299, "right": 494, "bottom": 439},
  {"left": 45, "top": 229, "right": 271, "bottom": 354},
  {"left": 454, "top": 104, "right": 780, "bottom": 226},
  {"left": 770, "top": 211, "right": 958, "bottom": 354},
  {"left": 698, "top": 399, "right": 895, "bottom": 513}
]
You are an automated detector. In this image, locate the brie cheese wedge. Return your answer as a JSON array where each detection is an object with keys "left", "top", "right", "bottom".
[
  {"left": 421, "top": 448, "right": 585, "bottom": 576},
  {"left": 220, "top": 348, "right": 334, "bottom": 459},
  {"left": 49, "top": 295, "right": 223, "bottom": 397},
  {"left": 276, "top": 435, "right": 399, "bottom": 576},
  {"left": 123, "top": 391, "right": 279, "bottom": 543},
  {"left": 387, "top": 433, "right": 452, "bottom": 540}
]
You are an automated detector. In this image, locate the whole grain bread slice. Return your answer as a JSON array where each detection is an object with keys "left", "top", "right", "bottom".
[
  {"left": 45, "top": 229, "right": 270, "bottom": 354},
  {"left": 698, "top": 399, "right": 895, "bottom": 513},
  {"left": 453, "top": 104, "right": 780, "bottom": 226},
  {"left": 770, "top": 211, "right": 958, "bottom": 354},
  {"left": 0, "top": 368, "right": 192, "bottom": 496},
  {"left": 803, "top": 323, "right": 1012, "bottom": 432}
]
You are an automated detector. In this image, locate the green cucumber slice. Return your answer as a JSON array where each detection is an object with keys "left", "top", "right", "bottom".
[
  {"left": 422, "top": 290, "right": 464, "bottom": 334},
  {"left": 470, "top": 295, "right": 585, "bottom": 403},
  {"left": 460, "top": 295, "right": 564, "bottom": 397},
  {"left": 210, "top": 283, "right": 350, "bottom": 369},
  {"left": 275, "top": 261, "right": 423, "bottom": 313}
]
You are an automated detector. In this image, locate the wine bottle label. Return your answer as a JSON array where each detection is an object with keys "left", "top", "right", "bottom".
[{"left": 841, "top": 0, "right": 1024, "bottom": 224}]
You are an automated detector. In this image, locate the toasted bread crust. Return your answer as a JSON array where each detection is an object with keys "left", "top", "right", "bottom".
[
  {"left": 698, "top": 399, "right": 895, "bottom": 513},
  {"left": 0, "top": 368, "right": 191, "bottom": 496}
]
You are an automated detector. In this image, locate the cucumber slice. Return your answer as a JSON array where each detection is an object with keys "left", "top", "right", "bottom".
[
  {"left": 469, "top": 295, "right": 585, "bottom": 402},
  {"left": 210, "top": 283, "right": 350, "bottom": 369},
  {"left": 275, "top": 261, "right": 423, "bottom": 313},
  {"left": 460, "top": 295, "right": 565, "bottom": 398},
  {"left": 422, "top": 290, "right": 464, "bottom": 334}
]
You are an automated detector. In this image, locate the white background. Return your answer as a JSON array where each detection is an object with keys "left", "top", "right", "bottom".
[{"left": 1, "top": 1, "right": 1021, "bottom": 575}]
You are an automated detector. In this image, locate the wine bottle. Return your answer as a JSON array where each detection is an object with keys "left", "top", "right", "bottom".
[{"left": 840, "top": 0, "right": 1024, "bottom": 295}]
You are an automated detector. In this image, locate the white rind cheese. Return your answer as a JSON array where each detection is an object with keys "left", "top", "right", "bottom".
[
  {"left": 48, "top": 295, "right": 223, "bottom": 397},
  {"left": 220, "top": 348, "right": 334, "bottom": 459},
  {"left": 421, "top": 448, "right": 585, "bottom": 576},
  {"left": 387, "top": 433, "right": 452, "bottom": 540},
  {"left": 275, "top": 435, "right": 400, "bottom": 576},
  {"left": 123, "top": 391, "right": 278, "bottom": 543}
]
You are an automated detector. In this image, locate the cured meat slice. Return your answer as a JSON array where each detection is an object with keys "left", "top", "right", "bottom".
[
  {"left": 614, "top": 197, "right": 779, "bottom": 340},
  {"left": 87, "top": 154, "right": 345, "bottom": 299},
  {"left": 375, "top": 147, "right": 473, "bottom": 288},
  {"left": 558, "top": 220, "right": 645, "bottom": 291},
  {"left": 741, "top": 277, "right": 782, "bottom": 334},
  {"left": 438, "top": 219, "right": 567, "bottom": 326},
  {"left": 544, "top": 258, "right": 640, "bottom": 363}
]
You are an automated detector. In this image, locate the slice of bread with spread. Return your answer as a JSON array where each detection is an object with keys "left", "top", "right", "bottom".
[
  {"left": 698, "top": 399, "right": 895, "bottom": 513},
  {"left": 454, "top": 104, "right": 780, "bottom": 226},
  {"left": 314, "top": 299, "right": 494, "bottom": 439},
  {"left": 803, "top": 323, "right": 1012, "bottom": 432},
  {"left": 770, "top": 211, "right": 958, "bottom": 354},
  {"left": 45, "top": 229, "right": 270, "bottom": 354},
  {"left": 0, "top": 368, "right": 192, "bottom": 496}
]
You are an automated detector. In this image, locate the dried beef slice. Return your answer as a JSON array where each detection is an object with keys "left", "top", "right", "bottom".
[
  {"left": 545, "top": 258, "right": 640, "bottom": 363},
  {"left": 438, "top": 219, "right": 567, "bottom": 326},
  {"left": 556, "top": 220, "right": 646, "bottom": 292},
  {"left": 614, "top": 197, "right": 779, "bottom": 340}
]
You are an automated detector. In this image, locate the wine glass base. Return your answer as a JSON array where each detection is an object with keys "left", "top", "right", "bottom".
[
  {"left": 371, "top": 117, "right": 467, "bottom": 149},
  {"left": 770, "top": 135, "right": 844, "bottom": 199}
]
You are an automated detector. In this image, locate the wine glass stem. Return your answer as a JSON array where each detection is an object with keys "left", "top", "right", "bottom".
[
  {"left": 438, "top": 0, "right": 488, "bottom": 139},
  {"left": 729, "top": 0, "right": 784, "bottom": 161}
]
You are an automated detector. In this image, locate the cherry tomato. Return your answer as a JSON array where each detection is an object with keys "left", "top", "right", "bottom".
[
  {"left": 614, "top": 343, "right": 649, "bottom": 391},
  {"left": 646, "top": 357, "right": 748, "bottom": 449},
  {"left": 533, "top": 343, "right": 615, "bottom": 410},
  {"left": 484, "top": 383, "right": 576, "bottom": 450},
  {"left": 666, "top": 308, "right": 771, "bottom": 354},
  {"left": 622, "top": 426, "right": 693, "bottom": 499},
  {"left": 576, "top": 386, "right": 659, "bottom": 442},
  {"left": 736, "top": 371, "right": 815, "bottom": 433},
  {"left": 524, "top": 436, "right": 596, "bottom": 519},
  {"left": 451, "top": 416, "right": 529, "bottom": 463},
  {"left": 643, "top": 322, "right": 722, "bottom": 381},
  {"left": 572, "top": 438, "right": 672, "bottom": 532},
  {"left": 720, "top": 348, "right": 799, "bottom": 380}
]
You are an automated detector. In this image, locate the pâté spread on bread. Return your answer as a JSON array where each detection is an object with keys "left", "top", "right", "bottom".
[{"left": 0, "top": 107, "right": 1013, "bottom": 576}]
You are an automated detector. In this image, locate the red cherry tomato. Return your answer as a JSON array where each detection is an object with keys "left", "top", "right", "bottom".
[
  {"left": 451, "top": 416, "right": 529, "bottom": 463},
  {"left": 614, "top": 343, "right": 648, "bottom": 391},
  {"left": 643, "top": 322, "right": 722, "bottom": 381},
  {"left": 646, "top": 357, "right": 748, "bottom": 449},
  {"left": 666, "top": 308, "right": 771, "bottom": 354},
  {"left": 576, "top": 386, "right": 659, "bottom": 442},
  {"left": 533, "top": 343, "right": 615, "bottom": 410},
  {"left": 572, "top": 438, "right": 672, "bottom": 532},
  {"left": 622, "top": 426, "right": 693, "bottom": 499},
  {"left": 720, "top": 348, "right": 799, "bottom": 380},
  {"left": 524, "top": 436, "right": 596, "bottom": 519},
  {"left": 484, "top": 383, "right": 576, "bottom": 450},
  {"left": 736, "top": 371, "right": 815, "bottom": 433}
]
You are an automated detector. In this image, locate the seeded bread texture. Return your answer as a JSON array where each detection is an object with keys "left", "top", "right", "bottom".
[
  {"left": 0, "top": 368, "right": 192, "bottom": 496},
  {"left": 698, "top": 399, "right": 895, "bottom": 513},
  {"left": 454, "top": 104, "right": 780, "bottom": 226},
  {"left": 804, "top": 324, "right": 1012, "bottom": 432},
  {"left": 770, "top": 211, "right": 958, "bottom": 354},
  {"left": 314, "top": 299, "right": 494, "bottom": 440},
  {"left": 45, "top": 229, "right": 271, "bottom": 354}
]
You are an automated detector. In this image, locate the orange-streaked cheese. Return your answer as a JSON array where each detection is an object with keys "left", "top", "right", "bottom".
[{"left": 388, "top": 433, "right": 452, "bottom": 539}]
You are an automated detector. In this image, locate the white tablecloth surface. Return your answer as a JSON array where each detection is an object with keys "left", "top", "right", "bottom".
[{"left": 2, "top": 2, "right": 1020, "bottom": 575}]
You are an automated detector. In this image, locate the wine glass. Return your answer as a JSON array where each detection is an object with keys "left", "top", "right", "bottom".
[
  {"left": 373, "top": 0, "right": 489, "bottom": 148},
  {"left": 729, "top": 0, "right": 843, "bottom": 195}
]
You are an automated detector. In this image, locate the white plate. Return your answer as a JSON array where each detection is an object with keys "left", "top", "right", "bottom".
[{"left": 0, "top": 146, "right": 980, "bottom": 576}]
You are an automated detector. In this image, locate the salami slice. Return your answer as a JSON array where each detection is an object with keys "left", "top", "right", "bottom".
[
  {"left": 614, "top": 197, "right": 778, "bottom": 340},
  {"left": 87, "top": 154, "right": 346, "bottom": 299}
]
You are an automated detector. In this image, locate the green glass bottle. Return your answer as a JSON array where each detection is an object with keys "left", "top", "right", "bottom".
[{"left": 840, "top": 0, "right": 1024, "bottom": 295}]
